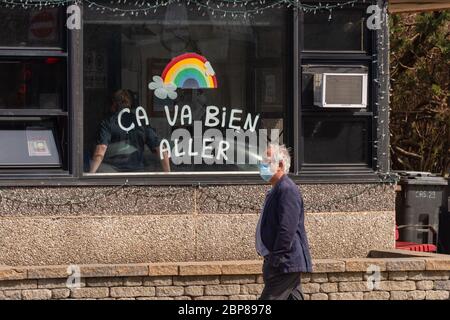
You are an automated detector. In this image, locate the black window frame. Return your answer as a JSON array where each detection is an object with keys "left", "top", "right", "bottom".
[{"left": 0, "top": 2, "right": 389, "bottom": 186}]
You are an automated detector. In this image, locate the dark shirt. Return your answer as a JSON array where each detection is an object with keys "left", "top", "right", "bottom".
[{"left": 96, "top": 110, "right": 161, "bottom": 171}]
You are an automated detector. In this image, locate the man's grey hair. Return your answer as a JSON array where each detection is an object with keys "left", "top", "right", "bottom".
[{"left": 268, "top": 143, "right": 291, "bottom": 173}]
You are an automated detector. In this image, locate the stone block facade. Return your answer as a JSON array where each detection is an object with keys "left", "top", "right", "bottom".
[
  {"left": 0, "top": 250, "right": 449, "bottom": 300},
  {"left": 0, "top": 184, "right": 395, "bottom": 265}
]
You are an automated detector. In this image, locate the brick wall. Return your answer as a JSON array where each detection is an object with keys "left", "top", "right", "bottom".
[{"left": 1, "top": 250, "right": 449, "bottom": 300}]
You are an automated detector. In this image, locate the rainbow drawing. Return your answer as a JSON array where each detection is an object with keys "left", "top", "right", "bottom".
[{"left": 161, "top": 53, "right": 218, "bottom": 89}]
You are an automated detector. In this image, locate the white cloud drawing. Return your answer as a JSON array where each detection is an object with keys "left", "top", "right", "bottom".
[{"left": 148, "top": 75, "right": 178, "bottom": 100}]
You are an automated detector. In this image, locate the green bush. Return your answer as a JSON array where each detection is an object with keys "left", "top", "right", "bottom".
[{"left": 390, "top": 10, "right": 449, "bottom": 175}]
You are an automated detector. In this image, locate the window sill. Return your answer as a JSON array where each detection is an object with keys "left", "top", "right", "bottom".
[{"left": 0, "top": 170, "right": 388, "bottom": 187}]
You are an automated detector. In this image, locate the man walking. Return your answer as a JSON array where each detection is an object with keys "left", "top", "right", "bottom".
[{"left": 256, "top": 144, "right": 312, "bottom": 300}]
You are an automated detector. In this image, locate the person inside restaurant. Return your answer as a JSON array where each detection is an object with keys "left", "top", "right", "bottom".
[{"left": 89, "top": 89, "right": 171, "bottom": 173}]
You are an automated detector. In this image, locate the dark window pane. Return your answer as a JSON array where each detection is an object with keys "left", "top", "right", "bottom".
[
  {"left": 0, "top": 117, "right": 62, "bottom": 167},
  {"left": 302, "top": 72, "right": 315, "bottom": 106},
  {"left": 301, "top": 65, "right": 368, "bottom": 108},
  {"left": 303, "top": 10, "right": 365, "bottom": 51},
  {"left": 0, "top": 58, "right": 65, "bottom": 109},
  {"left": 303, "top": 117, "right": 370, "bottom": 164},
  {"left": 0, "top": 8, "right": 62, "bottom": 48},
  {"left": 83, "top": 5, "right": 287, "bottom": 174}
]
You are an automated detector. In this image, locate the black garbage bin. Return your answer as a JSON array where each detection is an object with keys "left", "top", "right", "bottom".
[
  {"left": 395, "top": 172, "right": 449, "bottom": 253},
  {"left": 438, "top": 177, "right": 450, "bottom": 253}
]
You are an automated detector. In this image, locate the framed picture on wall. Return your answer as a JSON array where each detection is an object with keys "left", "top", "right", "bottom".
[
  {"left": 255, "top": 67, "right": 284, "bottom": 114},
  {"left": 147, "top": 58, "right": 174, "bottom": 117}
]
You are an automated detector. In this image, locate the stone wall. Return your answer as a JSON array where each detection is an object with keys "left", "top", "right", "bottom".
[
  {"left": 1, "top": 250, "right": 449, "bottom": 300},
  {"left": 0, "top": 184, "right": 395, "bottom": 265}
]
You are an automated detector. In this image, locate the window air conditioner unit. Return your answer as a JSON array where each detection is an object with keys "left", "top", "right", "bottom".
[{"left": 313, "top": 73, "right": 368, "bottom": 108}]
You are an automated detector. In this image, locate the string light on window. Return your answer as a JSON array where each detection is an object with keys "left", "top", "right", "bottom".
[{"left": 0, "top": 0, "right": 370, "bottom": 19}]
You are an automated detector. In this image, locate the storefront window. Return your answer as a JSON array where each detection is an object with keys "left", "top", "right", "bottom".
[
  {"left": 0, "top": 7, "right": 63, "bottom": 48},
  {"left": 83, "top": 4, "right": 288, "bottom": 174},
  {"left": 0, "top": 2, "right": 385, "bottom": 182},
  {"left": 300, "top": 63, "right": 372, "bottom": 167}
]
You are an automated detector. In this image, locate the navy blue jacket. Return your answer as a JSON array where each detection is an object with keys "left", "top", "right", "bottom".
[{"left": 261, "top": 175, "right": 313, "bottom": 274}]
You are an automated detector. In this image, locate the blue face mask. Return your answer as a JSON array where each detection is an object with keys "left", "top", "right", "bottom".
[{"left": 259, "top": 163, "right": 274, "bottom": 182}]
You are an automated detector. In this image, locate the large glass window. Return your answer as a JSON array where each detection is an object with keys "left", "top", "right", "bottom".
[{"left": 84, "top": 4, "right": 288, "bottom": 174}]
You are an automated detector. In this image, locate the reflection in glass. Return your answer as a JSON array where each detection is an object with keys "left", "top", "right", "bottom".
[{"left": 0, "top": 117, "right": 62, "bottom": 167}]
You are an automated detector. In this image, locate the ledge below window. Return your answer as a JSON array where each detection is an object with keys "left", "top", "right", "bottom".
[{"left": 0, "top": 169, "right": 389, "bottom": 187}]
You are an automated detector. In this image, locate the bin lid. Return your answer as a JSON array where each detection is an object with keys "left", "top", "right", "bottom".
[{"left": 397, "top": 171, "right": 448, "bottom": 185}]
